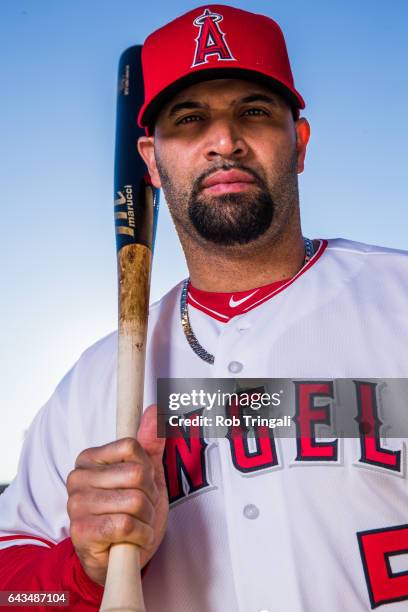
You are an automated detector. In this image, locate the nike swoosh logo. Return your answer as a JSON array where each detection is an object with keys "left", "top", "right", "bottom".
[{"left": 229, "top": 290, "right": 259, "bottom": 308}]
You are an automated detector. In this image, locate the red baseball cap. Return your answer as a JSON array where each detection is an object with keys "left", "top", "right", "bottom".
[{"left": 138, "top": 4, "right": 305, "bottom": 129}]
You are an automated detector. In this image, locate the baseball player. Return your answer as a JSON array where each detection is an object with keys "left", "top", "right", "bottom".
[{"left": 1, "top": 5, "right": 408, "bottom": 611}]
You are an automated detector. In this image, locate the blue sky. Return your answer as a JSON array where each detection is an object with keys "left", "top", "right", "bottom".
[{"left": 1, "top": 0, "right": 407, "bottom": 482}]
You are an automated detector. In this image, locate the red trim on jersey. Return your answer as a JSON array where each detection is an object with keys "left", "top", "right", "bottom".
[
  {"left": 187, "top": 239, "right": 328, "bottom": 322},
  {"left": 0, "top": 534, "right": 54, "bottom": 547},
  {"left": 0, "top": 537, "right": 103, "bottom": 609},
  {"left": 188, "top": 279, "right": 288, "bottom": 322}
]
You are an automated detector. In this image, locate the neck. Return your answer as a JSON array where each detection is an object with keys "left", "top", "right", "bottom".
[{"left": 179, "top": 223, "right": 306, "bottom": 292}]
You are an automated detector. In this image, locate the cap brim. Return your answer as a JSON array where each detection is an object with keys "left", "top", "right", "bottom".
[{"left": 138, "top": 67, "right": 305, "bottom": 129}]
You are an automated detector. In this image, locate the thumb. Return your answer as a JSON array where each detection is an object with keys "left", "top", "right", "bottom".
[{"left": 137, "top": 404, "right": 166, "bottom": 462}]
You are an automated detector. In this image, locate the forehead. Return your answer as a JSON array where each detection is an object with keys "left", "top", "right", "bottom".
[{"left": 161, "top": 78, "right": 288, "bottom": 112}]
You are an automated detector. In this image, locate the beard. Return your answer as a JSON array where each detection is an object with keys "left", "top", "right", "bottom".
[
  {"left": 156, "top": 153, "right": 298, "bottom": 247},
  {"left": 188, "top": 171, "right": 273, "bottom": 245}
]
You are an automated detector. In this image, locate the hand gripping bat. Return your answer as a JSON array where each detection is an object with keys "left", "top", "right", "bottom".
[{"left": 100, "top": 45, "right": 160, "bottom": 612}]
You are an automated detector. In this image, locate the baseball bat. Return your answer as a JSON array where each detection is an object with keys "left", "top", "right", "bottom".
[{"left": 100, "top": 45, "right": 160, "bottom": 612}]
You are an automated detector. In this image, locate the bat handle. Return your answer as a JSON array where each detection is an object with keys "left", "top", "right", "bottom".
[
  {"left": 100, "top": 543, "right": 145, "bottom": 612},
  {"left": 101, "top": 245, "right": 152, "bottom": 612}
]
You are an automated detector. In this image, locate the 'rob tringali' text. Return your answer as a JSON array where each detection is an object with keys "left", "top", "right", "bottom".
[{"left": 168, "top": 414, "right": 291, "bottom": 429}]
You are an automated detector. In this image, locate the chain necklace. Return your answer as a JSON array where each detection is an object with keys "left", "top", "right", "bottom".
[{"left": 180, "top": 237, "right": 315, "bottom": 365}]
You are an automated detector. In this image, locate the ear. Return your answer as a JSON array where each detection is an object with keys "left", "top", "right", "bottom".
[
  {"left": 137, "top": 136, "right": 162, "bottom": 188},
  {"left": 295, "top": 118, "right": 311, "bottom": 174}
]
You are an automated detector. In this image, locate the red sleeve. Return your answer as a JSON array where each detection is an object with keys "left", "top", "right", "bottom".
[{"left": 0, "top": 538, "right": 103, "bottom": 610}]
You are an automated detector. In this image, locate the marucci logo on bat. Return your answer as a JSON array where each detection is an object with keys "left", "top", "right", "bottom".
[
  {"left": 118, "top": 64, "right": 130, "bottom": 96},
  {"left": 115, "top": 185, "right": 135, "bottom": 236},
  {"left": 115, "top": 192, "right": 126, "bottom": 205}
]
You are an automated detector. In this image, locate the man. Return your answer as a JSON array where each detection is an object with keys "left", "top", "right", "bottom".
[{"left": 1, "top": 4, "right": 407, "bottom": 611}]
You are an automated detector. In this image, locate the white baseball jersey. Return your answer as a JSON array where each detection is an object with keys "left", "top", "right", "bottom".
[{"left": 1, "top": 238, "right": 408, "bottom": 611}]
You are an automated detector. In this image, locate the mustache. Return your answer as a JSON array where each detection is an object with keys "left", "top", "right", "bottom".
[{"left": 193, "top": 163, "right": 266, "bottom": 194}]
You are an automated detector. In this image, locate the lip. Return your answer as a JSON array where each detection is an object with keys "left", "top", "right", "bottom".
[
  {"left": 202, "top": 169, "right": 255, "bottom": 188},
  {"left": 201, "top": 169, "right": 256, "bottom": 195}
]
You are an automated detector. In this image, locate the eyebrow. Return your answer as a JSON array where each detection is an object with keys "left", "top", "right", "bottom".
[
  {"left": 168, "top": 101, "right": 207, "bottom": 118},
  {"left": 167, "top": 93, "right": 279, "bottom": 118},
  {"left": 239, "top": 93, "right": 279, "bottom": 105}
]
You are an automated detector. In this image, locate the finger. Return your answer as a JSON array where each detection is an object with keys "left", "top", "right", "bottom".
[
  {"left": 67, "top": 461, "right": 159, "bottom": 506},
  {"left": 74, "top": 437, "right": 150, "bottom": 469},
  {"left": 137, "top": 404, "right": 166, "bottom": 470},
  {"left": 70, "top": 513, "right": 155, "bottom": 551},
  {"left": 68, "top": 488, "right": 155, "bottom": 525}
]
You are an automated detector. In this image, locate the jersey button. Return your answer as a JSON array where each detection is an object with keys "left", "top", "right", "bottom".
[
  {"left": 243, "top": 504, "right": 260, "bottom": 520},
  {"left": 228, "top": 361, "right": 243, "bottom": 373}
]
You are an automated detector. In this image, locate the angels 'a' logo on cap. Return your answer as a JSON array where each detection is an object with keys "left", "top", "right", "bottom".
[{"left": 192, "top": 8, "right": 236, "bottom": 67}]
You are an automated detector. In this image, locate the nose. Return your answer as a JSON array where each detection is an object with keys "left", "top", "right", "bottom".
[{"left": 204, "top": 118, "right": 248, "bottom": 161}]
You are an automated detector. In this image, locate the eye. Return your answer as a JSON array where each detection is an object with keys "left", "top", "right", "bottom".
[
  {"left": 242, "top": 107, "right": 269, "bottom": 117},
  {"left": 176, "top": 114, "right": 203, "bottom": 125}
]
